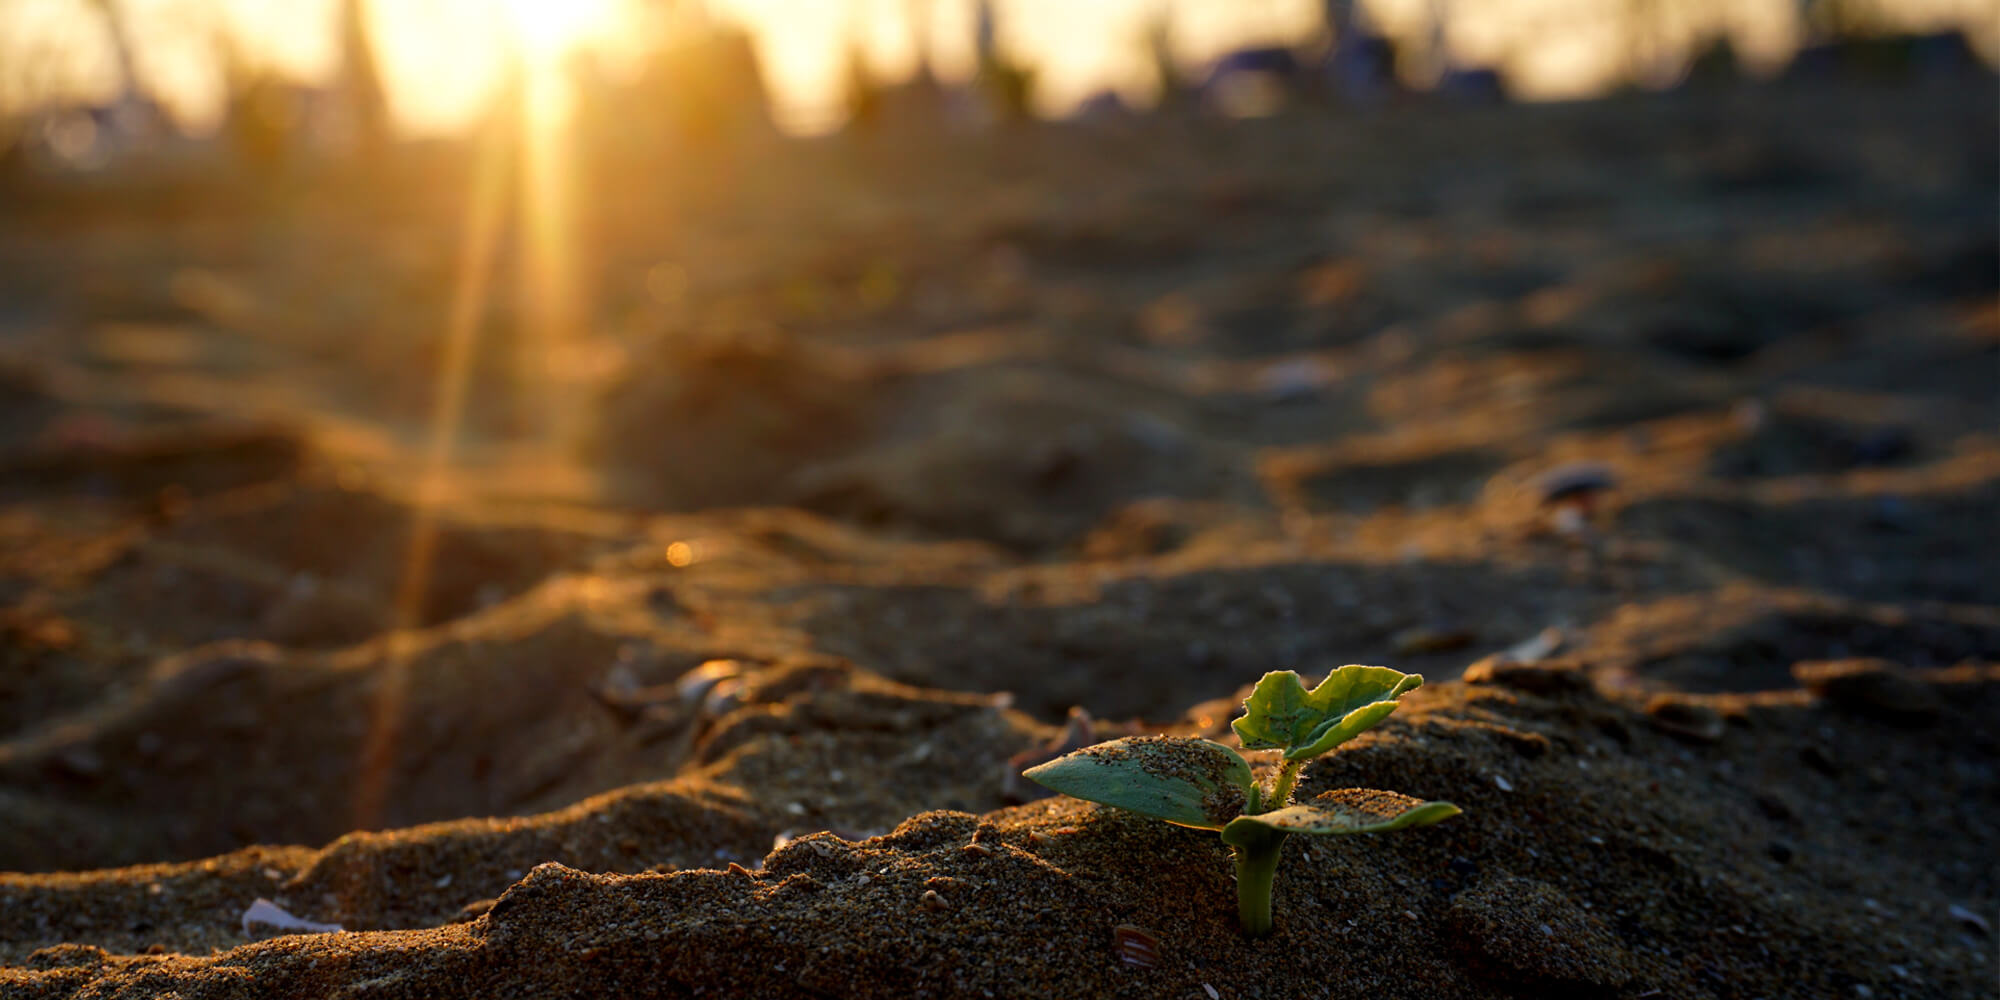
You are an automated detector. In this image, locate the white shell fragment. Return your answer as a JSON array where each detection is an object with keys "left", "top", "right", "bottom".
[
  {"left": 241, "top": 898, "right": 343, "bottom": 936},
  {"left": 678, "top": 659, "right": 749, "bottom": 714},
  {"left": 1112, "top": 924, "right": 1161, "bottom": 968},
  {"left": 1501, "top": 626, "right": 1566, "bottom": 664}
]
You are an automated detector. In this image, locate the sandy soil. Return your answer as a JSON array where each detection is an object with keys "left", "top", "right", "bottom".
[{"left": 0, "top": 73, "right": 1995, "bottom": 998}]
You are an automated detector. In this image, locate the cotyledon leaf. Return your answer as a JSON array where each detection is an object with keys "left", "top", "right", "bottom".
[
  {"left": 1220, "top": 788, "right": 1460, "bottom": 846},
  {"left": 1023, "top": 736, "right": 1255, "bottom": 831},
  {"left": 1232, "top": 666, "right": 1424, "bottom": 761}
]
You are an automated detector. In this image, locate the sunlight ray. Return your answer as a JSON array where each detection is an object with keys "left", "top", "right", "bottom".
[
  {"left": 351, "top": 93, "right": 513, "bottom": 832},
  {"left": 516, "top": 56, "right": 581, "bottom": 449}
]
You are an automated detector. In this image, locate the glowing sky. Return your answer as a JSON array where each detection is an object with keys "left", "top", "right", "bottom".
[{"left": 1, "top": 0, "right": 1994, "bottom": 135}]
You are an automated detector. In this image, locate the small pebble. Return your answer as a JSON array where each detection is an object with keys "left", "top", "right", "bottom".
[
  {"left": 51, "top": 748, "right": 104, "bottom": 780},
  {"left": 1645, "top": 696, "right": 1724, "bottom": 744},
  {"left": 1792, "top": 659, "right": 1940, "bottom": 725},
  {"left": 1393, "top": 625, "right": 1473, "bottom": 655},
  {"left": 1947, "top": 903, "right": 1990, "bottom": 936},
  {"left": 1549, "top": 505, "right": 1587, "bottom": 536},
  {"left": 1493, "top": 774, "right": 1514, "bottom": 792},
  {"left": 1867, "top": 496, "right": 1916, "bottom": 532},
  {"left": 1257, "top": 358, "right": 1335, "bottom": 401},
  {"left": 1533, "top": 462, "right": 1616, "bottom": 506},
  {"left": 1799, "top": 744, "right": 1840, "bottom": 777},
  {"left": 1464, "top": 654, "right": 1590, "bottom": 695},
  {"left": 1731, "top": 398, "right": 1768, "bottom": 432}
]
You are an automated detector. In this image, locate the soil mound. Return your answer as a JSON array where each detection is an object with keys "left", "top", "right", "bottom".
[{"left": 3, "top": 660, "right": 1994, "bottom": 998}]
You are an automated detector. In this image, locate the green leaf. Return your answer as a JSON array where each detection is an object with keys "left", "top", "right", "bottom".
[
  {"left": 1231, "top": 666, "right": 1423, "bottom": 760},
  {"left": 1222, "top": 788, "right": 1459, "bottom": 845},
  {"left": 1023, "top": 736, "right": 1254, "bottom": 830}
]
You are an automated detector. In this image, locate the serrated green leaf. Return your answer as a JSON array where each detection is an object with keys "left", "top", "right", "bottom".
[
  {"left": 1023, "top": 736, "right": 1253, "bottom": 830},
  {"left": 1221, "top": 788, "right": 1459, "bottom": 846},
  {"left": 1231, "top": 666, "right": 1423, "bottom": 760}
]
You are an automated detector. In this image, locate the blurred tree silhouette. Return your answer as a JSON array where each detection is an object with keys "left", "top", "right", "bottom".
[
  {"left": 337, "top": 0, "right": 390, "bottom": 156},
  {"left": 82, "top": 0, "right": 142, "bottom": 105},
  {"left": 974, "top": 0, "right": 1034, "bottom": 122},
  {"left": 214, "top": 26, "right": 291, "bottom": 176},
  {"left": 1147, "top": 9, "right": 1193, "bottom": 112},
  {"left": 842, "top": 40, "right": 884, "bottom": 128}
]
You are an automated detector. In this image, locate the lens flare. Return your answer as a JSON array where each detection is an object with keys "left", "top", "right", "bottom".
[
  {"left": 352, "top": 103, "right": 511, "bottom": 832},
  {"left": 500, "top": 0, "right": 609, "bottom": 61}
]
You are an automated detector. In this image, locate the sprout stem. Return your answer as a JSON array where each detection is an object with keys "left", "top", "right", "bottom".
[
  {"left": 1267, "top": 758, "right": 1305, "bottom": 809},
  {"left": 1231, "top": 828, "right": 1288, "bottom": 936},
  {"left": 1235, "top": 758, "right": 1305, "bottom": 935}
]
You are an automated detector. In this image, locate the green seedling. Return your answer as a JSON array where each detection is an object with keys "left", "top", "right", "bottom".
[{"left": 1023, "top": 666, "right": 1460, "bottom": 935}]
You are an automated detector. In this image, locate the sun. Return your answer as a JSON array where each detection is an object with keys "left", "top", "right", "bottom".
[{"left": 500, "top": 0, "right": 609, "bottom": 60}]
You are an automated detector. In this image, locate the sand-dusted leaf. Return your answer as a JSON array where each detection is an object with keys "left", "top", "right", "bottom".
[
  {"left": 1231, "top": 666, "right": 1423, "bottom": 760},
  {"left": 1023, "top": 736, "right": 1254, "bottom": 830},
  {"left": 1220, "top": 788, "right": 1459, "bottom": 846}
]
